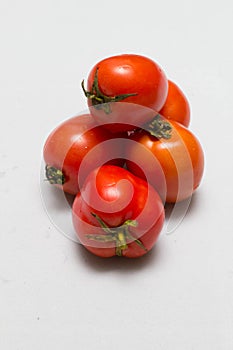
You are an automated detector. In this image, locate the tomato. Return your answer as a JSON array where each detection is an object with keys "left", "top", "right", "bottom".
[
  {"left": 125, "top": 119, "right": 204, "bottom": 203},
  {"left": 43, "top": 114, "right": 125, "bottom": 195},
  {"left": 72, "top": 165, "right": 165, "bottom": 258},
  {"left": 82, "top": 54, "right": 168, "bottom": 132},
  {"left": 159, "top": 80, "right": 191, "bottom": 127}
]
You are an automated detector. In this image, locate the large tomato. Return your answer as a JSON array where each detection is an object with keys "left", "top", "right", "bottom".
[
  {"left": 159, "top": 80, "right": 191, "bottom": 127},
  {"left": 125, "top": 119, "right": 204, "bottom": 203},
  {"left": 43, "top": 114, "right": 124, "bottom": 195},
  {"left": 82, "top": 54, "right": 168, "bottom": 132},
  {"left": 72, "top": 165, "right": 165, "bottom": 258}
]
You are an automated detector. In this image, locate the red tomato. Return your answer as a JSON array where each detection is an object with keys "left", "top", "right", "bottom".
[
  {"left": 82, "top": 54, "right": 168, "bottom": 132},
  {"left": 159, "top": 80, "right": 191, "bottom": 127},
  {"left": 72, "top": 165, "right": 165, "bottom": 258},
  {"left": 125, "top": 120, "right": 204, "bottom": 203},
  {"left": 43, "top": 114, "right": 125, "bottom": 195}
]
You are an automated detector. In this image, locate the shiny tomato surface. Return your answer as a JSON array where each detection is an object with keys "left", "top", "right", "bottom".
[
  {"left": 83, "top": 54, "right": 168, "bottom": 132},
  {"left": 72, "top": 165, "right": 165, "bottom": 258},
  {"left": 126, "top": 120, "right": 204, "bottom": 203},
  {"left": 159, "top": 80, "right": 190, "bottom": 127},
  {"left": 43, "top": 114, "right": 124, "bottom": 194}
]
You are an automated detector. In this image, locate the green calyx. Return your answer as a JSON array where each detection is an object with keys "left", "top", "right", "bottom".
[
  {"left": 143, "top": 114, "right": 172, "bottom": 139},
  {"left": 45, "top": 165, "right": 66, "bottom": 185},
  {"left": 86, "top": 212, "right": 147, "bottom": 257},
  {"left": 81, "top": 68, "right": 138, "bottom": 114}
]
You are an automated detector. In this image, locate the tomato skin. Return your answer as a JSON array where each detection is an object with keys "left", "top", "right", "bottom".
[
  {"left": 72, "top": 165, "right": 165, "bottom": 258},
  {"left": 43, "top": 114, "right": 124, "bottom": 195},
  {"left": 84, "top": 54, "right": 168, "bottom": 132},
  {"left": 87, "top": 54, "right": 168, "bottom": 110},
  {"left": 159, "top": 80, "right": 191, "bottom": 127},
  {"left": 125, "top": 121, "right": 204, "bottom": 203}
]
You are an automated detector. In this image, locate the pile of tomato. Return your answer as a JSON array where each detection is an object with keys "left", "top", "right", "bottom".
[{"left": 43, "top": 54, "right": 204, "bottom": 258}]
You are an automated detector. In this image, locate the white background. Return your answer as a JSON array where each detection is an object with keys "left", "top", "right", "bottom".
[{"left": 1, "top": 0, "right": 233, "bottom": 349}]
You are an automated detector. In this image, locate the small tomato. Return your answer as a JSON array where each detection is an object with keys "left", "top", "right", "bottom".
[
  {"left": 126, "top": 119, "right": 204, "bottom": 203},
  {"left": 43, "top": 114, "right": 124, "bottom": 195},
  {"left": 159, "top": 80, "right": 190, "bottom": 127},
  {"left": 72, "top": 165, "right": 165, "bottom": 258},
  {"left": 82, "top": 54, "right": 168, "bottom": 132}
]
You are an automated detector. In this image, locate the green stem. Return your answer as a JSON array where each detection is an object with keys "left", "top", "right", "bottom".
[
  {"left": 45, "top": 165, "right": 66, "bottom": 185},
  {"left": 85, "top": 234, "right": 115, "bottom": 243},
  {"left": 91, "top": 212, "right": 113, "bottom": 233},
  {"left": 125, "top": 232, "right": 148, "bottom": 252},
  {"left": 117, "top": 232, "right": 128, "bottom": 250},
  {"left": 86, "top": 212, "right": 147, "bottom": 256},
  {"left": 143, "top": 114, "right": 172, "bottom": 139},
  {"left": 82, "top": 68, "right": 138, "bottom": 114}
]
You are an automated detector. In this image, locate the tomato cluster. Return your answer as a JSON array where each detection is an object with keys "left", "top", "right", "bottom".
[{"left": 43, "top": 53, "right": 204, "bottom": 258}]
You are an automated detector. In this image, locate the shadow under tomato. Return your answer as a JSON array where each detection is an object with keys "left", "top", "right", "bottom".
[
  {"left": 184, "top": 191, "right": 203, "bottom": 217},
  {"left": 74, "top": 241, "right": 163, "bottom": 273},
  {"left": 165, "top": 190, "right": 201, "bottom": 220},
  {"left": 164, "top": 190, "right": 203, "bottom": 235},
  {"left": 43, "top": 184, "right": 75, "bottom": 211}
]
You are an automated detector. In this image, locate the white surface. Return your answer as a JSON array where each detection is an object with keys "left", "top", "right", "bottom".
[{"left": 1, "top": 0, "right": 233, "bottom": 349}]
